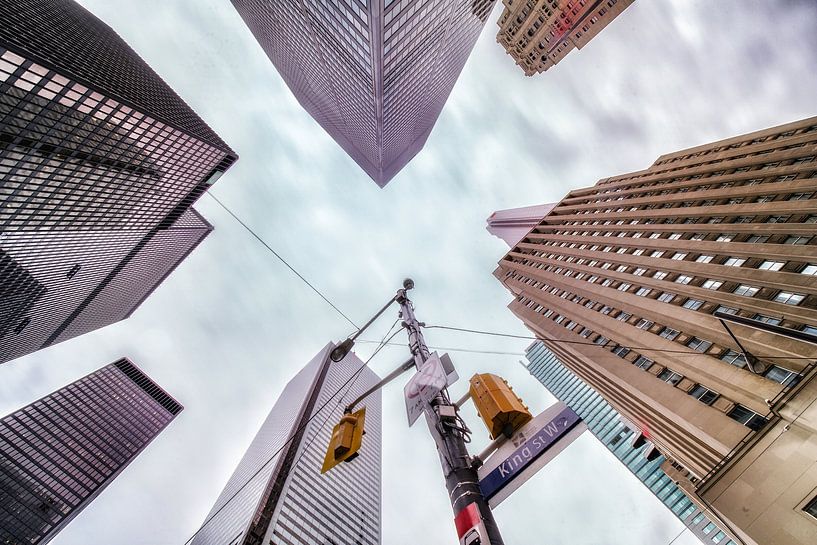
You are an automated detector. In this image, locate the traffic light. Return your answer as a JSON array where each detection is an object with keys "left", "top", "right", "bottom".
[
  {"left": 469, "top": 374, "right": 532, "bottom": 440},
  {"left": 321, "top": 407, "right": 366, "bottom": 474}
]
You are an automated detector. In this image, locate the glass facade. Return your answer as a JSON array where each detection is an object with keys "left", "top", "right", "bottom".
[
  {"left": 0, "top": 358, "right": 182, "bottom": 545},
  {"left": 191, "top": 343, "right": 381, "bottom": 545},
  {"left": 231, "top": 0, "right": 496, "bottom": 186},
  {"left": 524, "top": 342, "right": 736, "bottom": 545},
  {"left": 0, "top": 1, "right": 237, "bottom": 364}
]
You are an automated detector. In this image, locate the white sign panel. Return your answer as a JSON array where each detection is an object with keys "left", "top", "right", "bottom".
[{"left": 404, "top": 352, "right": 448, "bottom": 426}]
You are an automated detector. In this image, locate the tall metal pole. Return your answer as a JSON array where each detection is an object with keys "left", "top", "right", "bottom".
[{"left": 396, "top": 280, "right": 505, "bottom": 545}]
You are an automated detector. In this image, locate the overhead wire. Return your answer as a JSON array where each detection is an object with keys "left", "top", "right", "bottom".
[
  {"left": 206, "top": 192, "right": 359, "bottom": 330},
  {"left": 182, "top": 324, "right": 402, "bottom": 545}
]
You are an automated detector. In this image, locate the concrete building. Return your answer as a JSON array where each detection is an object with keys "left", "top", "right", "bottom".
[
  {"left": 497, "top": 0, "right": 634, "bottom": 76},
  {"left": 525, "top": 341, "right": 737, "bottom": 545},
  {"left": 0, "top": 0, "right": 237, "bottom": 364},
  {"left": 495, "top": 117, "right": 817, "bottom": 545},
  {"left": 487, "top": 203, "right": 556, "bottom": 246},
  {"left": 191, "top": 343, "right": 381, "bottom": 545},
  {"left": 231, "top": 0, "right": 497, "bottom": 186},
  {"left": 0, "top": 358, "right": 182, "bottom": 544}
]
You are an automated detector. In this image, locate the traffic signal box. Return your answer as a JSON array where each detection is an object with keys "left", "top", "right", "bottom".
[
  {"left": 469, "top": 374, "right": 532, "bottom": 440},
  {"left": 321, "top": 407, "right": 366, "bottom": 474}
]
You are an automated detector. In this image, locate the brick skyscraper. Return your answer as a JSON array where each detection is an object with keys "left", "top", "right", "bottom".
[
  {"left": 496, "top": 117, "right": 817, "bottom": 545},
  {"left": 497, "top": 0, "right": 634, "bottom": 76},
  {"left": 191, "top": 343, "right": 381, "bottom": 545},
  {"left": 230, "top": 0, "right": 497, "bottom": 186},
  {"left": 0, "top": 1, "right": 237, "bottom": 363},
  {"left": 0, "top": 358, "right": 182, "bottom": 544}
]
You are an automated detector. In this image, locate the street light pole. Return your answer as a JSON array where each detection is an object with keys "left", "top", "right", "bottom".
[{"left": 396, "top": 280, "right": 505, "bottom": 545}]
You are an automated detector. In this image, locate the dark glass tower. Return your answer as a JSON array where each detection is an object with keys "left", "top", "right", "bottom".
[
  {"left": 0, "top": 358, "right": 182, "bottom": 545},
  {"left": 231, "top": 0, "right": 497, "bottom": 186},
  {"left": 191, "top": 343, "right": 382, "bottom": 545},
  {"left": 0, "top": 0, "right": 237, "bottom": 364}
]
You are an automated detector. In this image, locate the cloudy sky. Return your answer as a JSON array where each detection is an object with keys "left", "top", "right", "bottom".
[{"left": 2, "top": 1, "right": 817, "bottom": 544}]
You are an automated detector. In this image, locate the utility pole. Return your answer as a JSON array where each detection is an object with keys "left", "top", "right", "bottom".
[{"left": 396, "top": 280, "right": 505, "bottom": 545}]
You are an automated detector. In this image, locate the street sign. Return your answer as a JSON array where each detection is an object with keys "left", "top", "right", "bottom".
[
  {"left": 477, "top": 402, "right": 586, "bottom": 508},
  {"left": 404, "top": 352, "right": 448, "bottom": 426}
]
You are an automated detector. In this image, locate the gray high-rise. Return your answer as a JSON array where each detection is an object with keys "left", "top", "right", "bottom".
[
  {"left": 0, "top": 358, "right": 182, "bottom": 545},
  {"left": 231, "top": 0, "right": 497, "bottom": 186},
  {"left": 191, "top": 343, "right": 382, "bottom": 545}
]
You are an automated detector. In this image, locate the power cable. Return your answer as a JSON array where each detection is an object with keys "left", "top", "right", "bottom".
[
  {"left": 356, "top": 339, "right": 523, "bottom": 356},
  {"left": 206, "top": 192, "right": 359, "bottom": 330},
  {"left": 182, "top": 327, "right": 400, "bottom": 545}
]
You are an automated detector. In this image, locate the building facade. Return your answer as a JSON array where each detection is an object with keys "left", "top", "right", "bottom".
[
  {"left": 525, "top": 341, "right": 737, "bottom": 545},
  {"left": 495, "top": 117, "right": 817, "bottom": 545},
  {"left": 497, "top": 0, "right": 633, "bottom": 76},
  {"left": 0, "top": 358, "right": 182, "bottom": 545},
  {"left": 191, "top": 343, "right": 382, "bottom": 545},
  {"left": 231, "top": 0, "right": 496, "bottom": 186},
  {"left": 487, "top": 202, "right": 555, "bottom": 246},
  {"left": 0, "top": 0, "right": 237, "bottom": 364}
]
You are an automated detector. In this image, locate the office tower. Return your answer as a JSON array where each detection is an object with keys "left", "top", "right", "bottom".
[
  {"left": 231, "top": 0, "right": 497, "bottom": 187},
  {"left": 495, "top": 117, "right": 817, "bottom": 545},
  {"left": 497, "top": 0, "right": 634, "bottom": 76},
  {"left": 0, "top": 358, "right": 182, "bottom": 545},
  {"left": 487, "top": 203, "right": 555, "bottom": 246},
  {"left": 191, "top": 343, "right": 382, "bottom": 545},
  {"left": 0, "top": 1, "right": 237, "bottom": 363},
  {"left": 525, "top": 342, "right": 736, "bottom": 545}
]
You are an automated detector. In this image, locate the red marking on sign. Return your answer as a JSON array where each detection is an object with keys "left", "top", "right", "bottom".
[{"left": 454, "top": 502, "right": 481, "bottom": 538}]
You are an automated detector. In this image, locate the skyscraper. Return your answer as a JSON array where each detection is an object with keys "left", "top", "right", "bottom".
[
  {"left": 0, "top": 0, "right": 237, "bottom": 364},
  {"left": 191, "top": 343, "right": 382, "bottom": 545},
  {"left": 486, "top": 203, "right": 555, "bottom": 246},
  {"left": 496, "top": 0, "right": 634, "bottom": 76},
  {"left": 495, "top": 116, "right": 817, "bottom": 545},
  {"left": 0, "top": 357, "right": 182, "bottom": 545},
  {"left": 524, "top": 342, "right": 736, "bottom": 545},
  {"left": 231, "top": 0, "right": 497, "bottom": 186}
]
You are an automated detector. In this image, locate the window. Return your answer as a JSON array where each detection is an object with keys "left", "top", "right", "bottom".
[
  {"left": 696, "top": 255, "right": 714, "bottom": 263},
  {"left": 633, "top": 268, "right": 647, "bottom": 276},
  {"left": 617, "top": 283, "right": 632, "bottom": 292},
  {"left": 753, "top": 314, "right": 782, "bottom": 325},
  {"left": 702, "top": 280, "right": 723, "bottom": 290},
  {"left": 716, "top": 234, "right": 735, "bottom": 242},
  {"left": 687, "top": 337, "right": 712, "bottom": 352},
  {"left": 14, "top": 317, "right": 31, "bottom": 334},
  {"left": 758, "top": 260, "right": 785, "bottom": 271},
  {"left": 616, "top": 312, "right": 632, "bottom": 322},
  {"left": 723, "top": 257, "right": 746, "bottom": 267},
  {"left": 653, "top": 271, "right": 668, "bottom": 280},
  {"left": 675, "top": 275, "right": 693, "bottom": 284},
  {"left": 774, "top": 291, "right": 805, "bottom": 305},
  {"left": 633, "top": 356, "right": 654, "bottom": 370},
  {"left": 785, "top": 235, "right": 810, "bottom": 245},
  {"left": 658, "top": 369, "right": 683, "bottom": 385},
  {"left": 802, "top": 325, "right": 817, "bottom": 336},
  {"left": 733, "top": 284, "right": 760, "bottom": 297},
  {"left": 650, "top": 250, "right": 665, "bottom": 258},
  {"left": 683, "top": 299, "right": 704, "bottom": 310},
  {"left": 593, "top": 336, "right": 609, "bottom": 345},
  {"left": 728, "top": 405, "right": 767, "bottom": 431},
  {"left": 721, "top": 349, "right": 748, "bottom": 368},
  {"left": 689, "top": 385, "right": 719, "bottom": 405},
  {"left": 657, "top": 292, "right": 676, "bottom": 303},
  {"left": 659, "top": 327, "right": 680, "bottom": 340},
  {"left": 803, "top": 495, "right": 817, "bottom": 519},
  {"left": 612, "top": 346, "right": 630, "bottom": 357},
  {"left": 671, "top": 252, "right": 688, "bottom": 260},
  {"left": 636, "top": 319, "right": 654, "bottom": 330},
  {"left": 765, "top": 365, "right": 799, "bottom": 386},
  {"left": 669, "top": 233, "right": 683, "bottom": 240},
  {"left": 766, "top": 215, "right": 790, "bottom": 224},
  {"left": 801, "top": 263, "right": 817, "bottom": 275},
  {"left": 747, "top": 235, "right": 769, "bottom": 243},
  {"left": 66, "top": 263, "right": 81, "bottom": 279}
]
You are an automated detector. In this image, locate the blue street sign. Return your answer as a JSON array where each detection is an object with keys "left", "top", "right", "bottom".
[{"left": 479, "top": 406, "right": 582, "bottom": 501}]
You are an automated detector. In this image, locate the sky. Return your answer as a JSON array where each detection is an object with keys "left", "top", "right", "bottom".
[{"left": 1, "top": 1, "right": 816, "bottom": 544}]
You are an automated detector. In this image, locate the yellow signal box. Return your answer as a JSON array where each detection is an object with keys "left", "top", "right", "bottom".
[
  {"left": 321, "top": 407, "right": 366, "bottom": 474},
  {"left": 469, "top": 374, "right": 532, "bottom": 440}
]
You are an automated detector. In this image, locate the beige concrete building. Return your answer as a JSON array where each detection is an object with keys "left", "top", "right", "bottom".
[
  {"left": 495, "top": 117, "right": 817, "bottom": 545},
  {"left": 496, "top": 0, "right": 634, "bottom": 76}
]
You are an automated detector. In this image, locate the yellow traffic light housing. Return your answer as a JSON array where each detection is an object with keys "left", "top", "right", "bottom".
[
  {"left": 321, "top": 407, "right": 366, "bottom": 474},
  {"left": 469, "top": 374, "right": 532, "bottom": 440}
]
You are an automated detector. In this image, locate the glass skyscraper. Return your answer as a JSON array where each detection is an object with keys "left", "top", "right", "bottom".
[
  {"left": 0, "top": 0, "right": 237, "bottom": 364},
  {"left": 0, "top": 357, "right": 183, "bottom": 544},
  {"left": 191, "top": 343, "right": 382, "bottom": 545},
  {"left": 231, "top": 0, "right": 497, "bottom": 186},
  {"left": 524, "top": 341, "right": 737, "bottom": 545}
]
